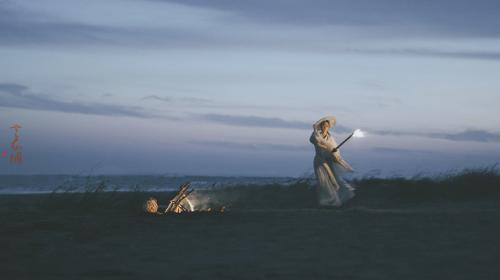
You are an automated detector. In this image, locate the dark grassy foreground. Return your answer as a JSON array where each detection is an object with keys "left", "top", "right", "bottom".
[{"left": 1, "top": 169, "right": 500, "bottom": 280}]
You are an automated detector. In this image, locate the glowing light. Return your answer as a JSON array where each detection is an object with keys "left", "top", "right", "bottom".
[
  {"left": 353, "top": 129, "right": 365, "bottom": 138},
  {"left": 185, "top": 198, "right": 194, "bottom": 211}
]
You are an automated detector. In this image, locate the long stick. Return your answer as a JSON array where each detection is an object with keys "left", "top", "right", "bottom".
[{"left": 334, "top": 132, "right": 354, "bottom": 151}]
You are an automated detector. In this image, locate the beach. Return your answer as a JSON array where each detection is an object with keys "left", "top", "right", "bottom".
[
  {"left": 2, "top": 177, "right": 500, "bottom": 280},
  {"left": 3, "top": 1, "right": 499, "bottom": 278}
]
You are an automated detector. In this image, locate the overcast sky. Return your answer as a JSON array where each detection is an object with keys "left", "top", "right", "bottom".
[{"left": 1, "top": 0, "right": 499, "bottom": 176}]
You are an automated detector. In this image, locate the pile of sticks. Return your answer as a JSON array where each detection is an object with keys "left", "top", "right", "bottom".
[{"left": 164, "top": 182, "right": 193, "bottom": 214}]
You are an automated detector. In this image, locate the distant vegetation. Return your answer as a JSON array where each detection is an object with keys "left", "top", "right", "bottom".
[
  {"left": 190, "top": 167, "right": 500, "bottom": 210},
  {"left": 351, "top": 166, "right": 500, "bottom": 207},
  {"left": 2, "top": 167, "right": 499, "bottom": 214}
]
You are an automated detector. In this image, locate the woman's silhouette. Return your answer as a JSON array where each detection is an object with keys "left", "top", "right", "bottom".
[{"left": 309, "top": 116, "right": 355, "bottom": 207}]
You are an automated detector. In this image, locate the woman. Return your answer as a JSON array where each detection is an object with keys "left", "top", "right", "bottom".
[{"left": 309, "top": 116, "right": 355, "bottom": 207}]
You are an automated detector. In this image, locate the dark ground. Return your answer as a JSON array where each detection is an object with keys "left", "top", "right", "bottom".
[{"left": 1, "top": 192, "right": 500, "bottom": 280}]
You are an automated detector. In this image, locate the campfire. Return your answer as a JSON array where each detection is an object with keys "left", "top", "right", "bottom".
[{"left": 144, "top": 182, "right": 225, "bottom": 215}]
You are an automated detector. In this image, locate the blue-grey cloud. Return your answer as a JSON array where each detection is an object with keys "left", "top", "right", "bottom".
[
  {"left": 371, "top": 147, "right": 434, "bottom": 155},
  {"left": 199, "top": 113, "right": 352, "bottom": 132},
  {"left": 1, "top": 0, "right": 499, "bottom": 63},
  {"left": 189, "top": 140, "right": 311, "bottom": 152},
  {"left": 162, "top": 0, "right": 500, "bottom": 37},
  {"left": 0, "top": 21, "right": 210, "bottom": 47},
  {"left": 201, "top": 114, "right": 309, "bottom": 129},
  {"left": 0, "top": 3, "right": 214, "bottom": 47},
  {"left": 367, "top": 130, "right": 420, "bottom": 137},
  {"left": 142, "top": 95, "right": 172, "bottom": 102},
  {"left": 369, "top": 128, "right": 500, "bottom": 143},
  {"left": 0, "top": 83, "right": 158, "bottom": 118},
  {"left": 142, "top": 95, "right": 213, "bottom": 105},
  {"left": 143, "top": 95, "right": 314, "bottom": 111},
  {"left": 430, "top": 130, "right": 500, "bottom": 143},
  {"left": 180, "top": 97, "right": 213, "bottom": 105},
  {"left": 341, "top": 48, "right": 500, "bottom": 61}
]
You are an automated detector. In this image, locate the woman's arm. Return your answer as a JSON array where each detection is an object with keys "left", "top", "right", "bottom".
[{"left": 311, "top": 131, "right": 336, "bottom": 159}]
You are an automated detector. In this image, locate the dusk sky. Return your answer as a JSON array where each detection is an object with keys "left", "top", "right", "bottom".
[{"left": 1, "top": 0, "right": 499, "bottom": 176}]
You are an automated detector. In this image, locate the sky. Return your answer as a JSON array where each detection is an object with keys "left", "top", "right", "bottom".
[{"left": 1, "top": 0, "right": 499, "bottom": 177}]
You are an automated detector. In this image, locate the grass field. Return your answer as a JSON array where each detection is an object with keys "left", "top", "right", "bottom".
[{"left": 1, "top": 169, "right": 500, "bottom": 279}]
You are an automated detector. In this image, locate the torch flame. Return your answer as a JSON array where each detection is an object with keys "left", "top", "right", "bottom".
[{"left": 353, "top": 129, "right": 365, "bottom": 138}]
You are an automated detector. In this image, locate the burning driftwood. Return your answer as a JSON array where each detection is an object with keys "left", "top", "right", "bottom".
[
  {"left": 143, "top": 181, "right": 227, "bottom": 215},
  {"left": 165, "top": 182, "right": 193, "bottom": 213},
  {"left": 143, "top": 182, "right": 193, "bottom": 215}
]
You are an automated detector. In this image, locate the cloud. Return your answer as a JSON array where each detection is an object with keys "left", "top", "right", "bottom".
[
  {"left": 191, "top": 130, "right": 500, "bottom": 154},
  {"left": 143, "top": 95, "right": 310, "bottom": 111},
  {"left": 371, "top": 147, "right": 434, "bottom": 155},
  {"left": 201, "top": 114, "right": 310, "bottom": 129},
  {"left": 0, "top": 0, "right": 219, "bottom": 47},
  {"left": 162, "top": 0, "right": 500, "bottom": 37},
  {"left": 341, "top": 48, "right": 500, "bottom": 61},
  {"left": 0, "top": 83, "right": 159, "bottom": 118},
  {"left": 0, "top": 20, "right": 209, "bottom": 47},
  {"left": 367, "top": 129, "right": 419, "bottom": 137},
  {"left": 189, "top": 140, "right": 310, "bottom": 152},
  {"left": 179, "top": 97, "right": 213, "bottom": 105},
  {"left": 199, "top": 113, "right": 352, "bottom": 132},
  {"left": 142, "top": 95, "right": 172, "bottom": 102},
  {"left": 142, "top": 95, "right": 213, "bottom": 105},
  {"left": 2, "top": 0, "right": 500, "bottom": 63},
  {"left": 368, "top": 128, "right": 500, "bottom": 143},
  {"left": 0, "top": 83, "right": 27, "bottom": 93},
  {"left": 430, "top": 130, "right": 500, "bottom": 143}
]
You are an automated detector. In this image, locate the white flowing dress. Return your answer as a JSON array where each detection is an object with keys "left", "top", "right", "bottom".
[{"left": 309, "top": 116, "right": 355, "bottom": 207}]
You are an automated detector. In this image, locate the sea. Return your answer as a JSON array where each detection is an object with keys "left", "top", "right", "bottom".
[{"left": 0, "top": 175, "right": 301, "bottom": 194}]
